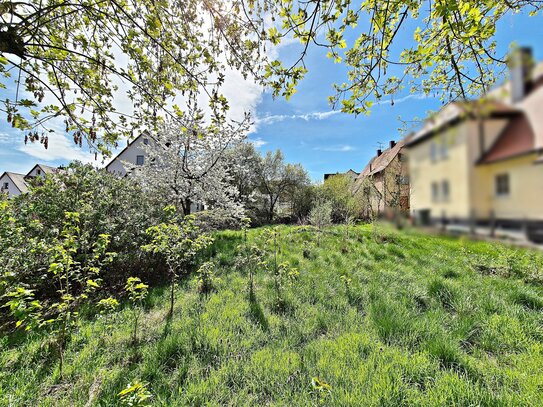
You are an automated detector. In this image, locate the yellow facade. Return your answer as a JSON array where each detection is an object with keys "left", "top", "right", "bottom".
[
  {"left": 408, "top": 118, "right": 510, "bottom": 220},
  {"left": 409, "top": 123, "right": 471, "bottom": 219},
  {"left": 474, "top": 153, "right": 543, "bottom": 221}
]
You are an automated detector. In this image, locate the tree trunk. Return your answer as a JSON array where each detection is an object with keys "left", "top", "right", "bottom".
[
  {"left": 169, "top": 278, "right": 175, "bottom": 318},
  {"left": 268, "top": 198, "right": 275, "bottom": 223},
  {"left": 183, "top": 198, "right": 192, "bottom": 216}
]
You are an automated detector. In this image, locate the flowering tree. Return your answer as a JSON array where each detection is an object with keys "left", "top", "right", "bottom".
[{"left": 128, "top": 103, "right": 248, "bottom": 218}]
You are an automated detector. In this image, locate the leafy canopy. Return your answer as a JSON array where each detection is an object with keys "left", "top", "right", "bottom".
[
  {"left": 0, "top": 0, "right": 540, "bottom": 153},
  {"left": 262, "top": 0, "right": 542, "bottom": 114},
  {"left": 0, "top": 0, "right": 266, "bottom": 154}
]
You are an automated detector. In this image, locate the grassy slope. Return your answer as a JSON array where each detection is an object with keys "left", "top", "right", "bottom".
[{"left": 1, "top": 225, "right": 543, "bottom": 406}]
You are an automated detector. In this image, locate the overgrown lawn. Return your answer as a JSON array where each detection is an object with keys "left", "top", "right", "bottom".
[{"left": 1, "top": 225, "right": 543, "bottom": 406}]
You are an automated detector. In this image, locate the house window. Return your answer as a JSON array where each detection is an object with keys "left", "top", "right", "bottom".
[
  {"left": 398, "top": 175, "right": 409, "bottom": 185},
  {"left": 143, "top": 138, "right": 149, "bottom": 145},
  {"left": 430, "top": 142, "right": 438, "bottom": 162},
  {"left": 495, "top": 174, "right": 510, "bottom": 196},
  {"left": 136, "top": 155, "right": 145, "bottom": 166},
  {"left": 37, "top": 169, "right": 41, "bottom": 175},
  {"left": 431, "top": 182, "right": 439, "bottom": 202},
  {"left": 441, "top": 180, "right": 450, "bottom": 201},
  {"left": 2, "top": 182, "right": 8, "bottom": 190},
  {"left": 440, "top": 138, "right": 449, "bottom": 159}
]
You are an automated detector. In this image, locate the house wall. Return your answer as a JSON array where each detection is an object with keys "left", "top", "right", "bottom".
[
  {"left": 106, "top": 136, "right": 149, "bottom": 176},
  {"left": 518, "top": 82, "right": 543, "bottom": 150},
  {"left": 361, "top": 152, "right": 409, "bottom": 216},
  {"left": 409, "top": 123, "right": 472, "bottom": 220},
  {"left": 27, "top": 166, "right": 46, "bottom": 178},
  {"left": 474, "top": 153, "right": 543, "bottom": 221},
  {"left": 0, "top": 174, "right": 22, "bottom": 198},
  {"left": 382, "top": 154, "right": 409, "bottom": 213},
  {"left": 371, "top": 172, "right": 384, "bottom": 214},
  {"left": 467, "top": 119, "right": 511, "bottom": 218},
  {"left": 408, "top": 118, "right": 510, "bottom": 221}
]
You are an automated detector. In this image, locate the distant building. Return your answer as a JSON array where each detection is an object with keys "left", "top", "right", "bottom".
[
  {"left": 26, "top": 164, "right": 62, "bottom": 179},
  {"left": 0, "top": 172, "right": 29, "bottom": 197},
  {"left": 0, "top": 163, "right": 63, "bottom": 198},
  {"left": 323, "top": 169, "right": 359, "bottom": 182},
  {"left": 355, "top": 140, "right": 410, "bottom": 217},
  {"left": 105, "top": 133, "right": 150, "bottom": 176},
  {"left": 406, "top": 48, "right": 543, "bottom": 242}
]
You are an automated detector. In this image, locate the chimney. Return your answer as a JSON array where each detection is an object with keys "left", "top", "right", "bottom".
[
  {"left": 508, "top": 47, "right": 533, "bottom": 103},
  {"left": 390, "top": 140, "right": 396, "bottom": 149},
  {"left": 377, "top": 149, "right": 382, "bottom": 157}
]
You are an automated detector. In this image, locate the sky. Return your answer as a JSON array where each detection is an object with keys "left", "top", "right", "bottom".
[{"left": 1, "top": 10, "right": 543, "bottom": 181}]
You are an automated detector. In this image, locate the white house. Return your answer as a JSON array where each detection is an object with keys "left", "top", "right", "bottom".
[
  {"left": 1, "top": 163, "right": 64, "bottom": 198},
  {"left": 0, "top": 172, "right": 29, "bottom": 197},
  {"left": 105, "top": 133, "right": 150, "bottom": 176},
  {"left": 26, "top": 163, "right": 61, "bottom": 179}
]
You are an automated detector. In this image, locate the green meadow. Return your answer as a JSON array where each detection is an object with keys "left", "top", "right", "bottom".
[{"left": 1, "top": 225, "right": 543, "bottom": 406}]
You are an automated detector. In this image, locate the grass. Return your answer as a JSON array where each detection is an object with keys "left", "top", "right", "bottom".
[{"left": 1, "top": 224, "right": 543, "bottom": 406}]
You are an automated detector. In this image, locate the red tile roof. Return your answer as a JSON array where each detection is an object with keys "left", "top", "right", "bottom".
[
  {"left": 479, "top": 114, "right": 536, "bottom": 164},
  {"left": 357, "top": 140, "right": 405, "bottom": 179}
]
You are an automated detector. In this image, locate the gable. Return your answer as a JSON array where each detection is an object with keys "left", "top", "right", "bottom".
[{"left": 1, "top": 172, "right": 29, "bottom": 195}]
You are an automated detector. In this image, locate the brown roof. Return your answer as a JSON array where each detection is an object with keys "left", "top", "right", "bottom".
[
  {"left": 357, "top": 140, "right": 405, "bottom": 179},
  {"left": 479, "top": 114, "right": 536, "bottom": 164}
]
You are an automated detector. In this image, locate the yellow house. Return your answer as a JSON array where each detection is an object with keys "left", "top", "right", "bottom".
[{"left": 406, "top": 51, "right": 543, "bottom": 242}]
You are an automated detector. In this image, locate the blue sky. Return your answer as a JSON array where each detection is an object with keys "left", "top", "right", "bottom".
[{"left": 1, "top": 10, "right": 543, "bottom": 181}]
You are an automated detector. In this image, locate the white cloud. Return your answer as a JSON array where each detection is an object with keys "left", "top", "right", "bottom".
[
  {"left": 374, "top": 93, "right": 429, "bottom": 106},
  {"left": 0, "top": 132, "right": 15, "bottom": 144},
  {"left": 255, "top": 93, "right": 429, "bottom": 127},
  {"left": 256, "top": 110, "right": 341, "bottom": 126},
  {"left": 219, "top": 68, "right": 264, "bottom": 123},
  {"left": 18, "top": 133, "right": 97, "bottom": 163},
  {"left": 250, "top": 137, "right": 268, "bottom": 148},
  {"left": 314, "top": 144, "right": 356, "bottom": 152}
]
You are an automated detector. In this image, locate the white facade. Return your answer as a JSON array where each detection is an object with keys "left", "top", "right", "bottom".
[
  {"left": 26, "top": 164, "right": 59, "bottom": 179},
  {"left": 106, "top": 135, "right": 150, "bottom": 176},
  {"left": 0, "top": 164, "right": 63, "bottom": 199},
  {"left": 0, "top": 172, "right": 28, "bottom": 198}
]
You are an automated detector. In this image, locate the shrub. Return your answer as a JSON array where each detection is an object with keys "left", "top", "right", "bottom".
[
  {"left": 1, "top": 162, "right": 166, "bottom": 301},
  {"left": 196, "top": 261, "right": 218, "bottom": 294},
  {"left": 142, "top": 207, "right": 213, "bottom": 319}
]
